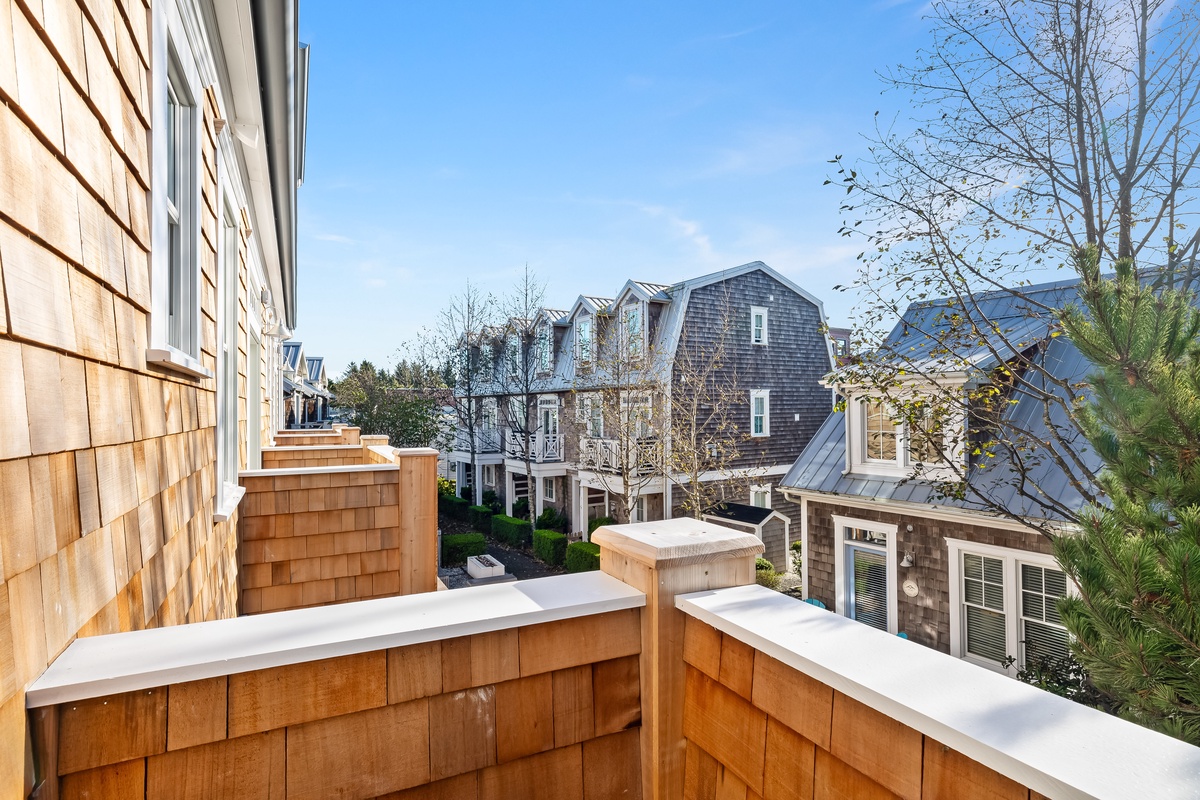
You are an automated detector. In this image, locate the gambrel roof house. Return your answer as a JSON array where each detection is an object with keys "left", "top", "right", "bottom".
[
  {"left": 450, "top": 261, "right": 836, "bottom": 566},
  {"left": 781, "top": 276, "right": 1108, "bottom": 676}
]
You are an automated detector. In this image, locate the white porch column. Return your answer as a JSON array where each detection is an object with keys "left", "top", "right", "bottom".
[
  {"left": 578, "top": 481, "right": 589, "bottom": 540},
  {"left": 505, "top": 469, "right": 514, "bottom": 517},
  {"left": 535, "top": 475, "right": 544, "bottom": 519}
]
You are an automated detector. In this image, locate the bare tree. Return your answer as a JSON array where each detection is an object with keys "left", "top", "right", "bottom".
[
  {"left": 434, "top": 281, "right": 496, "bottom": 505},
  {"left": 571, "top": 305, "right": 667, "bottom": 525},
  {"left": 498, "top": 265, "right": 552, "bottom": 527},
  {"left": 832, "top": 0, "right": 1200, "bottom": 529},
  {"left": 664, "top": 292, "right": 752, "bottom": 519}
]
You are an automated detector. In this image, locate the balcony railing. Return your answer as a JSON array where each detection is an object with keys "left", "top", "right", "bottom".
[
  {"left": 579, "top": 435, "right": 659, "bottom": 474},
  {"left": 453, "top": 427, "right": 501, "bottom": 453},
  {"left": 504, "top": 429, "right": 565, "bottom": 462}
]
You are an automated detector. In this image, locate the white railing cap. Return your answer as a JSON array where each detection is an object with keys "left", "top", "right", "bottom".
[{"left": 677, "top": 584, "right": 1200, "bottom": 800}]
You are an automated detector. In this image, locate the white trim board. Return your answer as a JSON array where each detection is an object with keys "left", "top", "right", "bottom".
[
  {"left": 27, "top": 572, "right": 646, "bottom": 707},
  {"left": 239, "top": 464, "right": 397, "bottom": 478},
  {"left": 676, "top": 585, "right": 1200, "bottom": 800}
]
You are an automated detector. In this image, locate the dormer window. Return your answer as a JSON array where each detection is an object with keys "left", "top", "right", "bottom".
[
  {"left": 848, "top": 392, "right": 963, "bottom": 477},
  {"left": 622, "top": 303, "right": 644, "bottom": 358},
  {"left": 538, "top": 324, "right": 552, "bottom": 372},
  {"left": 576, "top": 316, "right": 593, "bottom": 363},
  {"left": 507, "top": 336, "right": 521, "bottom": 377}
]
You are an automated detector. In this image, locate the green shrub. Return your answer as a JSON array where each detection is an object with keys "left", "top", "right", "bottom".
[
  {"left": 481, "top": 490, "right": 502, "bottom": 514},
  {"left": 437, "top": 476, "right": 456, "bottom": 497},
  {"left": 512, "top": 498, "right": 530, "bottom": 521},
  {"left": 566, "top": 541, "right": 602, "bottom": 573},
  {"left": 468, "top": 505, "right": 493, "bottom": 531},
  {"left": 442, "top": 532, "right": 487, "bottom": 565},
  {"left": 755, "top": 568, "right": 782, "bottom": 591},
  {"left": 756, "top": 557, "right": 776, "bottom": 573},
  {"left": 587, "top": 516, "right": 616, "bottom": 535},
  {"left": 438, "top": 494, "right": 469, "bottom": 520},
  {"left": 491, "top": 514, "right": 533, "bottom": 548},
  {"left": 536, "top": 507, "right": 568, "bottom": 533},
  {"left": 532, "top": 529, "right": 568, "bottom": 566}
]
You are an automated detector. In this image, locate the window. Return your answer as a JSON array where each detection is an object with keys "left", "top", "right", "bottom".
[
  {"left": 538, "top": 324, "right": 552, "bottom": 372},
  {"left": 507, "top": 336, "right": 521, "bottom": 377},
  {"left": 832, "top": 515, "right": 897, "bottom": 633},
  {"left": 864, "top": 400, "right": 898, "bottom": 461},
  {"left": 481, "top": 398, "right": 498, "bottom": 431},
  {"left": 543, "top": 477, "right": 555, "bottom": 502},
  {"left": 946, "top": 539, "right": 1071, "bottom": 672},
  {"left": 216, "top": 206, "right": 239, "bottom": 507},
  {"left": 632, "top": 495, "right": 646, "bottom": 523},
  {"left": 907, "top": 400, "right": 948, "bottom": 465},
  {"left": 622, "top": 303, "right": 643, "bottom": 357},
  {"left": 576, "top": 316, "right": 592, "bottom": 363},
  {"left": 483, "top": 464, "right": 496, "bottom": 486},
  {"left": 751, "top": 306, "right": 768, "bottom": 345},
  {"left": 579, "top": 394, "right": 604, "bottom": 438},
  {"left": 540, "top": 405, "right": 559, "bottom": 436},
  {"left": 621, "top": 392, "right": 653, "bottom": 439},
  {"left": 750, "top": 390, "right": 770, "bottom": 437},
  {"left": 750, "top": 485, "right": 771, "bottom": 508},
  {"left": 148, "top": 3, "right": 208, "bottom": 376}
]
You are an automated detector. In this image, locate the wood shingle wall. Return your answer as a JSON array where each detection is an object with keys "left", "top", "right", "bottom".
[
  {"left": 48, "top": 608, "right": 644, "bottom": 799},
  {"left": 0, "top": 0, "right": 274, "bottom": 792},
  {"left": 681, "top": 616, "right": 1041, "bottom": 800}
]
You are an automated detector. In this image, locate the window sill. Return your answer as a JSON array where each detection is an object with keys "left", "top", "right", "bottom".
[
  {"left": 147, "top": 346, "right": 214, "bottom": 379},
  {"left": 213, "top": 483, "right": 246, "bottom": 523}
]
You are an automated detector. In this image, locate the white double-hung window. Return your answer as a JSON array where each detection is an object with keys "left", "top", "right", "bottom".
[
  {"left": 538, "top": 324, "right": 552, "bottom": 372},
  {"left": 946, "top": 539, "right": 1071, "bottom": 673},
  {"left": 576, "top": 316, "right": 592, "bottom": 363},
  {"left": 750, "top": 390, "right": 770, "bottom": 437},
  {"left": 847, "top": 391, "right": 964, "bottom": 478},
  {"left": 751, "top": 306, "right": 768, "bottom": 345},
  {"left": 148, "top": 0, "right": 208, "bottom": 377}
]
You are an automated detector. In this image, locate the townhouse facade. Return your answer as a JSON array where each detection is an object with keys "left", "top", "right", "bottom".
[
  {"left": 779, "top": 278, "right": 1100, "bottom": 676},
  {"left": 448, "top": 261, "right": 834, "bottom": 566},
  {"left": 282, "top": 339, "right": 332, "bottom": 427},
  {"left": 0, "top": 0, "right": 305, "bottom": 787}
]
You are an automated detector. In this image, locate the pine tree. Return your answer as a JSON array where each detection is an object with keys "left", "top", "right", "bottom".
[{"left": 1056, "top": 245, "right": 1200, "bottom": 744}]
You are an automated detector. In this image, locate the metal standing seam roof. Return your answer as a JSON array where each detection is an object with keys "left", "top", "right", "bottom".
[
  {"left": 282, "top": 341, "right": 302, "bottom": 371},
  {"left": 781, "top": 277, "right": 1102, "bottom": 522},
  {"left": 306, "top": 356, "right": 324, "bottom": 383}
]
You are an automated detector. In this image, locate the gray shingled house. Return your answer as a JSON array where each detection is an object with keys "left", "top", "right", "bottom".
[
  {"left": 448, "top": 261, "right": 834, "bottom": 547},
  {"left": 779, "top": 276, "right": 1103, "bottom": 675}
]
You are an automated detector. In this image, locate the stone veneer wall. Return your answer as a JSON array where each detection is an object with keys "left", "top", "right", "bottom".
[
  {"left": 803, "top": 500, "right": 1052, "bottom": 652},
  {"left": 48, "top": 609, "right": 643, "bottom": 799},
  {"left": 681, "top": 616, "right": 1045, "bottom": 800}
]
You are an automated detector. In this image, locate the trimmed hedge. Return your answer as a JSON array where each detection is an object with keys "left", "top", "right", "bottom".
[
  {"left": 587, "top": 516, "right": 616, "bottom": 535},
  {"left": 468, "top": 505, "right": 494, "bottom": 531},
  {"left": 566, "top": 541, "right": 601, "bottom": 573},
  {"left": 491, "top": 514, "right": 533, "bottom": 548},
  {"left": 442, "top": 532, "right": 487, "bottom": 565},
  {"left": 533, "top": 529, "right": 568, "bottom": 567},
  {"left": 438, "top": 494, "right": 469, "bottom": 520}
]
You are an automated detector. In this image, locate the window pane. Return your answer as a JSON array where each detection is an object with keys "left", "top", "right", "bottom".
[
  {"left": 965, "top": 606, "right": 1007, "bottom": 663},
  {"left": 964, "top": 553, "right": 982, "bottom": 580},
  {"left": 849, "top": 547, "right": 888, "bottom": 631},
  {"left": 1023, "top": 619, "right": 1070, "bottom": 662},
  {"left": 844, "top": 527, "right": 887, "bottom": 546},
  {"left": 964, "top": 578, "right": 984, "bottom": 606},
  {"left": 865, "top": 401, "right": 898, "bottom": 460},
  {"left": 167, "top": 89, "right": 178, "bottom": 205}
]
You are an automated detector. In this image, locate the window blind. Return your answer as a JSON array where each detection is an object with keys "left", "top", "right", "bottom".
[
  {"left": 963, "top": 553, "right": 1007, "bottom": 664},
  {"left": 850, "top": 548, "right": 888, "bottom": 631}
]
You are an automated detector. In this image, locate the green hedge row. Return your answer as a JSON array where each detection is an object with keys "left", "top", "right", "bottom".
[
  {"left": 468, "top": 505, "right": 493, "bottom": 531},
  {"left": 442, "top": 532, "right": 487, "bottom": 565},
  {"left": 438, "top": 494, "right": 469, "bottom": 520},
  {"left": 533, "top": 529, "right": 567, "bottom": 566},
  {"left": 566, "top": 541, "right": 601, "bottom": 573},
  {"left": 491, "top": 514, "right": 533, "bottom": 548}
]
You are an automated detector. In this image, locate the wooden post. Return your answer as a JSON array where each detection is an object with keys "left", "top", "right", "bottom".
[
  {"left": 591, "top": 519, "right": 763, "bottom": 800},
  {"left": 360, "top": 435, "right": 389, "bottom": 465},
  {"left": 395, "top": 448, "right": 439, "bottom": 595}
]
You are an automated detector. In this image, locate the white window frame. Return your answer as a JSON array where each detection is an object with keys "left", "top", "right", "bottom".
[
  {"left": 538, "top": 323, "right": 552, "bottom": 373},
  {"left": 750, "top": 484, "right": 771, "bottom": 508},
  {"left": 576, "top": 315, "right": 593, "bottom": 364},
  {"left": 750, "top": 390, "right": 770, "bottom": 437},
  {"left": 542, "top": 477, "right": 555, "bottom": 502},
  {"left": 483, "top": 464, "right": 496, "bottom": 487},
  {"left": 481, "top": 397, "right": 498, "bottom": 432},
  {"left": 751, "top": 306, "right": 768, "bottom": 345},
  {"left": 622, "top": 302, "right": 645, "bottom": 359},
  {"left": 831, "top": 514, "right": 898, "bottom": 634},
  {"left": 579, "top": 393, "right": 604, "bottom": 438},
  {"left": 845, "top": 391, "right": 966, "bottom": 479},
  {"left": 945, "top": 538, "right": 1072, "bottom": 675},
  {"left": 147, "top": 0, "right": 210, "bottom": 378}
]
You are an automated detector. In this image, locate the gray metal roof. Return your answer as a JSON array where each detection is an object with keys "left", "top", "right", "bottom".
[
  {"left": 282, "top": 341, "right": 302, "bottom": 370},
  {"left": 782, "top": 277, "right": 1102, "bottom": 522},
  {"left": 306, "top": 356, "right": 324, "bottom": 382}
]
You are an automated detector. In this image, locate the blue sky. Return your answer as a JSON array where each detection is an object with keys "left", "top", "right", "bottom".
[{"left": 296, "top": 1, "right": 933, "bottom": 375}]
